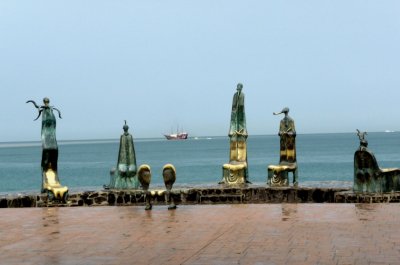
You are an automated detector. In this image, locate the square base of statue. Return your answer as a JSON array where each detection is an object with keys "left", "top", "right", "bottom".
[
  {"left": 221, "top": 163, "right": 247, "bottom": 184},
  {"left": 267, "top": 164, "right": 297, "bottom": 187}
]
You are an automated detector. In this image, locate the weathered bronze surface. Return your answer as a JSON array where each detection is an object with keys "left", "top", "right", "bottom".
[
  {"left": 107, "top": 121, "right": 139, "bottom": 190},
  {"left": 354, "top": 130, "right": 400, "bottom": 193},
  {"left": 163, "top": 164, "right": 177, "bottom": 209},
  {"left": 267, "top": 107, "right": 298, "bottom": 187},
  {"left": 138, "top": 164, "right": 152, "bottom": 210},
  {"left": 26, "top": 98, "right": 68, "bottom": 202},
  {"left": 221, "top": 83, "right": 249, "bottom": 185}
]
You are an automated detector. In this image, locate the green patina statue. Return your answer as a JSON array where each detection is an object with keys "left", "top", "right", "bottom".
[
  {"left": 267, "top": 107, "right": 298, "bottom": 187},
  {"left": 354, "top": 129, "right": 400, "bottom": 193},
  {"left": 27, "top": 98, "right": 68, "bottom": 202},
  {"left": 107, "top": 121, "right": 139, "bottom": 189},
  {"left": 221, "top": 83, "right": 249, "bottom": 185}
]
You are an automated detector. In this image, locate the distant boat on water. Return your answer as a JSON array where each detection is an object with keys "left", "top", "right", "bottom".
[{"left": 164, "top": 127, "right": 188, "bottom": 140}]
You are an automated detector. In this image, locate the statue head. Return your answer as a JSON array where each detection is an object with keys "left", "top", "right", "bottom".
[
  {"left": 236, "top": 83, "right": 243, "bottom": 93},
  {"left": 123, "top": 120, "right": 129, "bottom": 134},
  {"left": 356, "top": 129, "right": 368, "bottom": 148},
  {"left": 273, "top": 107, "right": 289, "bottom": 116},
  {"left": 43, "top": 97, "right": 50, "bottom": 106}
]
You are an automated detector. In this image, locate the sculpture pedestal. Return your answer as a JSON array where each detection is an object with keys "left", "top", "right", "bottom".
[
  {"left": 42, "top": 169, "right": 69, "bottom": 202},
  {"left": 267, "top": 164, "right": 298, "bottom": 187},
  {"left": 221, "top": 163, "right": 247, "bottom": 185}
]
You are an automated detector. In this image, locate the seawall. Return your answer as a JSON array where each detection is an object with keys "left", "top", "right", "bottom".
[{"left": 2, "top": 186, "right": 400, "bottom": 208}]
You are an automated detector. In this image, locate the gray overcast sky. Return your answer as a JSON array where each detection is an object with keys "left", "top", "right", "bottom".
[{"left": 1, "top": 1, "right": 399, "bottom": 141}]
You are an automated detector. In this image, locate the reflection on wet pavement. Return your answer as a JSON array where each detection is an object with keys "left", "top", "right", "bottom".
[{"left": 1, "top": 204, "right": 400, "bottom": 264}]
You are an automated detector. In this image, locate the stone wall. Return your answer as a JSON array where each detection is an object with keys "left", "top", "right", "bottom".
[
  {"left": 334, "top": 191, "right": 400, "bottom": 203},
  {"left": 4, "top": 187, "right": 400, "bottom": 208},
  {"left": 1, "top": 186, "right": 352, "bottom": 208}
]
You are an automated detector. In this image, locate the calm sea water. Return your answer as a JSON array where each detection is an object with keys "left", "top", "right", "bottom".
[{"left": 1, "top": 132, "right": 399, "bottom": 194}]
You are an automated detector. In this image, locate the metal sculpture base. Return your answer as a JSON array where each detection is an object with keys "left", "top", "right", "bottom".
[
  {"left": 221, "top": 163, "right": 247, "bottom": 185},
  {"left": 267, "top": 164, "right": 298, "bottom": 187},
  {"left": 42, "top": 168, "right": 69, "bottom": 202}
]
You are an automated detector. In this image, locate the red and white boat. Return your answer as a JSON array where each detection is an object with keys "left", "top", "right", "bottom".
[{"left": 164, "top": 130, "right": 188, "bottom": 140}]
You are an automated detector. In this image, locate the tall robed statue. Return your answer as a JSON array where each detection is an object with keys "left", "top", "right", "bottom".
[
  {"left": 27, "top": 98, "right": 69, "bottom": 202},
  {"left": 107, "top": 121, "right": 139, "bottom": 189},
  {"left": 220, "top": 83, "right": 249, "bottom": 185},
  {"left": 267, "top": 107, "right": 298, "bottom": 187}
]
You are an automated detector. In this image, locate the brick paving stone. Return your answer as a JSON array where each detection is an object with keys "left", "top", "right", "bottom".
[{"left": 1, "top": 204, "right": 400, "bottom": 265}]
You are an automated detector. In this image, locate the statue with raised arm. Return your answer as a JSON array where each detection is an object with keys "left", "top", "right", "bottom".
[
  {"left": 107, "top": 121, "right": 139, "bottom": 189},
  {"left": 267, "top": 107, "right": 298, "bottom": 187},
  {"left": 221, "top": 83, "right": 249, "bottom": 185},
  {"left": 27, "top": 98, "right": 68, "bottom": 202}
]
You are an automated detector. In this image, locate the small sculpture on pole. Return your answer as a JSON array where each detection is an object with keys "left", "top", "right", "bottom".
[
  {"left": 163, "top": 164, "right": 177, "bottom": 210},
  {"left": 138, "top": 164, "right": 152, "bottom": 210}
]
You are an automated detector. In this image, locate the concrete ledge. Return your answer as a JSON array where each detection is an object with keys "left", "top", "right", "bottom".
[
  {"left": 334, "top": 191, "right": 400, "bottom": 203},
  {"left": 0, "top": 186, "right": 354, "bottom": 208}
]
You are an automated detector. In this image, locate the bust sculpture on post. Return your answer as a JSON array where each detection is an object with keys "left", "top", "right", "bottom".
[
  {"left": 27, "top": 98, "right": 68, "bottom": 202},
  {"left": 220, "top": 83, "right": 249, "bottom": 185},
  {"left": 267, "top": 107, "right": 298, "bottom": 187}
]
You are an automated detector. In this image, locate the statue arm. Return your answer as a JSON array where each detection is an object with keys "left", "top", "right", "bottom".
[
  {"left": 53, "top": 107, "right": 62, "bottom": 119},
  {"left": 26, "top": 100, "right": 43, "bottom": 120},
  {"left": 26, "top": 100, "right": 40, "bottom": 109},
  {"left": 33, "top": 109, "right": 43, "bottom": 121},
  {"left": 288, "top": 121, "right": 296, "bottom": 136}
]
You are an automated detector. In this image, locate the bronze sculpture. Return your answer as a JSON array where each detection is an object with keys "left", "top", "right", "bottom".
[
  {"left": 267, "top": 107, "right": 298, "bottom": 187},
  {"left": 354, "top": 129, "right": 400, "bottom": 193},
  {"left": 220, "top": 83, "right": 249, "bottom": 185},
  {"left": 107, "top": 121, "right": 139, "bottom": 189},
  {"left": 163, "top": 164, "right": 177, "bottom": 210},
  {"left": 138, "top": 164, "right": 152, "bottom": 210},
  {"left": 26, "top": 98, "right": 68, "bottom": 202}
]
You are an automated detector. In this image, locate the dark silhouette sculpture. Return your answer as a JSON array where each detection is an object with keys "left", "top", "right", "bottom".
[
  {"left": 138, "top": 164, "right": 152, "bottom": 210},
  {"left": 268, "top": 107, "right": 298, "bottom": 187},
  {"left": 221, "top": 83, "right": 249, "bottom": 185},
  {"left": 107, "top": 121, "right": 139, "bottom": 189},
  {"left": 163, "top": 164, "right": 177, "bottom": 210},
  {"left": 354, "top": 129, "right": 400, "bottom": 193},
  {"left": 26, "top": 98, "right": 68, "bottom": 202}
]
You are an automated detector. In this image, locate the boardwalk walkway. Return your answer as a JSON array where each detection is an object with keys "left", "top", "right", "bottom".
[{"left": 1, "top": 204, "right": 400, "bottom": 264}]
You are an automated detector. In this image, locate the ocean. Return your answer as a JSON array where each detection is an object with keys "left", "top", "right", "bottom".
[{"left": 1, "top": 132, "right": 399, "bottom": 194}]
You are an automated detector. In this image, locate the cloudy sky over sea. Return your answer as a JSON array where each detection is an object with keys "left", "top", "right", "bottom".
[{"left": 1, "top": 1, "right": 399, "bottom": 141}]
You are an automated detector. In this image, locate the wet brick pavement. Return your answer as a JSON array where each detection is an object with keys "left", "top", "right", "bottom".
[{"left": 1, "top": 204, "right": 400, "bottom": 264}]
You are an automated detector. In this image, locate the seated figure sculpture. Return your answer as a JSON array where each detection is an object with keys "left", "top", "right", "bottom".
[
  {"left": 107, "top": 121, "right": 139, "bottom": 189},
  {"left": 267, "top": 107, "right": 298, "bottom": 187},
  {"left": 354, "top": 130, "right": 400, "bottom": 193},
  {"left": 27, "top": 98, "right": 68, "bottom": 202},
  {"left": 220, "top": 83, "right": 249, "bottom": 185}
]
